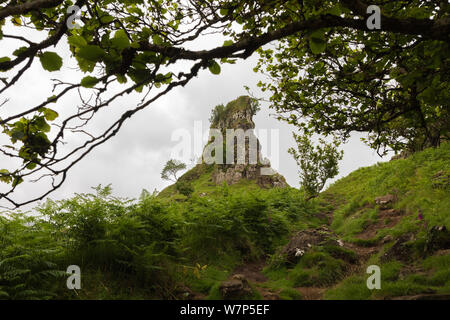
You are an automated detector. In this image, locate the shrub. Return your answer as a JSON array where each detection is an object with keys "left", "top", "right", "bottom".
[
  {"left": 176, "top": 180, "right": 194, "bottom": 197},
  {"left": 0, "top": 214, "right": 66, "bottom": 299}
]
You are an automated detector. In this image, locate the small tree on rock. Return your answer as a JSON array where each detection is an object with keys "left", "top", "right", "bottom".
[
  {"left": 289, "top": 133, "right": 343, "bottom": 201},
  {"left": 161, "top": 159, "right": 186, "bottom": 182}
]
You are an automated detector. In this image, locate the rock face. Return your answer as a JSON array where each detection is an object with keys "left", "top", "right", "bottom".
[{"left": 204, "top": 96, "right": 287, "bottom": 188}]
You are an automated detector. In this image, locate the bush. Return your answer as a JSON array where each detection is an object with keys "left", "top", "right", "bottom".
[
  {"left": 0, "top": 214, "right": 66, "bottom": 299},
  {"left": 176, "top": 180, "right": 194, "bottom": 197},
  {"left": 0, "top": 182, "right": 307, "bottom": 299}
]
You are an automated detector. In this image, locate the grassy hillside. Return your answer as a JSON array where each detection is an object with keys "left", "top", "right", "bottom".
[
  {"left": 321, "top": 142, "right": 450, "bottom": 299},
  {"left": 259, "top": 143, "right": 449, "bottom": 300},
  {"left": 325, "top": 142, "right": 450, "bottom": 237},
  {"left": 0, "top": 172, "right": 319, "bottom": 299},
  {"left": 0, "top": 144, "right": 448, "bottom": 300}
]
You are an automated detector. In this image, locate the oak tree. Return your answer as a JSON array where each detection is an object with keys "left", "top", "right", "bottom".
[{"left": 0, "top": 0, "right": 448, "bottom": 207}]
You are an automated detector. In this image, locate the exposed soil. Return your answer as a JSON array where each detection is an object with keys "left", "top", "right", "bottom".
[
  {"left": 198, "top": 200, "right": 445, "bottom": 300},
  {"left": 220, "top": 206, "right": 407, "bottom": 300},
  {"left": 233, "top": 260, "right": 268, "bottom": 283},
  {"left": 356, "top": 209, "right": 406, "bottom": 240},
  {"left": 230, "top": 259, "right": 281, "bottom": 299}
]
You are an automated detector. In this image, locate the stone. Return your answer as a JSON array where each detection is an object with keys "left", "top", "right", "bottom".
[
  {"left": 425, "top": 226, "right": 450, "bottom": 254},
  {"left": 219, "top": 274, "right": 253, "bottom": 299},
  {"left": 380, "top": 233, "right": 415, "bottom": 263},
  {"left": 381, "top": 235, "right": 394, "bottom": 244},
  {"left": 281, "top": 226, "right": 339, "bottom": 263},
  {"left": 174, "top": 285, "right": 194, "bottom": 299},
  {"left": 375, "top": 194, "right": 396, "bottom": 209}
]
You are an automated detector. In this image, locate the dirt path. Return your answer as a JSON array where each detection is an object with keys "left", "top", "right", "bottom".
[
  {"left": 356, "top": 209, "right": 405, "bottom": 240},
  {"left": 224, "top": 203, "right": 411, "bottom": 300},
  {"left": 233, "top": 260, "right": 268, "bottom": 283},
  {"left": 230, "top": 260, "right": 280, "bottom": 300},
  {"left": 229, "top": 259, "right": 328, "bottom": 300}
]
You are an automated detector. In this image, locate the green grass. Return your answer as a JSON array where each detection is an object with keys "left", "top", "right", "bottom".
[
  {"left": 262, "top": 246, "right": 355, "bottom": 293},
  {"left": 322, "top": 144, "right": 450, "bottom": 299},
  {"left": 1, "top": 143, "right": 448, "bottom": 300},
  {"left": 323, "top": 143, "right": 450, "bottom": 235},
  {"left": 263, "top": 143, "right": 450, "bottom": 300},
  {"left": 279, "top": 288, "right": 302, "bottom": 300}
]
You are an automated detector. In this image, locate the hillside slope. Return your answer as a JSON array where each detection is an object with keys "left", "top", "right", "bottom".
[
  {"left": 321, "top": 142, "right": 450, "bottom": 299},
  {"left": 0, "top": 144, "right": 448, "bottom": 300},
  {"left": 252, "top": 143, "right": 450, "bottom": 300}
]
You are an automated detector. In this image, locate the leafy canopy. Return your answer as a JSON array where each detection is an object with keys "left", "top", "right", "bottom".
[
  {"left": 255, "top": 1, "right": 449, "bottom": 156},
  {"left": 0, "top": 0, "right": 448, "bottom": 207}
]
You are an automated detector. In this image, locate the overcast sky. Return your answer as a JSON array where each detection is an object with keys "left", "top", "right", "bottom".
[{"left": 0, "top": 22, "right": 387, "bottom": 211}]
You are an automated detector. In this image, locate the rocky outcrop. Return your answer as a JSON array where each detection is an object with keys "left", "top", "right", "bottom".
[
  {"left": 205, "top": 96, "right": 287, "bottom": 188},
  {"left": 281, "top": 226, "right": 340, "bottom": 263},
  {"left": 425, "top": 226, "right": 450, "bottom": 254},
  {"left": 380, "top": 233, "right": 416, "bottom": 263}
]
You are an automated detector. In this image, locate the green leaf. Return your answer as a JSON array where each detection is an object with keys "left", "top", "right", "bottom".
[
  {"left": 81, "top": 76, "right": 99, "bottom": 88},
  {"left": 11, "top": 128, "right": 25, "bottom": 141},
  {"left": 327, "top": 5, "right": 342, "bottom": 16},
  {"left": 208, "top": 60, "right": 221, "bottom": 75},
  {"left": 223, "top": 40, "right": 233, "bottom": 47},
  {"left": 42, "top": 108, "right": 59, "bottom": 121},
  {"left": 116, "top": 74, "right": 127, "bottom": 84},
  {"left": 34, "top": 117, "right": 51, "bottom": 132},
  {"left": 309, "top": 38, "right": 326, "bottom": 54},
  {"left": 100, "top": 14, "right": 115, "bottom": 24},
  {"left": 152, "top": 34, "right": 164, "bottom": 45},
  {"left": 26, "top": 162, "right": 37, "bottom": 170},
  {"left": 0, "top": 169, "right": 12, "bottom": 184},
  {"left": 0, "top": 56, "right": 11, "bottom": 63},
  {"left": 39, "top": 52, "right": 63, "bottom": 72},
  {"left": 75, "top": 56, "right": 96, "bottom": 73},
  {"left": 310, "top": 29, "right": 325, "bottom": 41},
  {"left": 12, "top": 176, "right": 23, "bottom": 187},
  {"left": 68, "top": 35, "right": 87, "bottom": 48},
  {"left": 77, "top": 45, "right": 106, "bottom": 62},
  {"left": 13, "top": 46, "right": 28, "bottom": 56},
  {"left": 309, "top": 29, "right": 327, "bottom": 55},
  {"left": 12, "top": 17, "right": 21, "bottom": 26},
  {"left": 46, "top": 95, "right": 58, "bottom": 103},
  {"left": 111, "top": 30, "right": 130, "bottom": 51}
]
